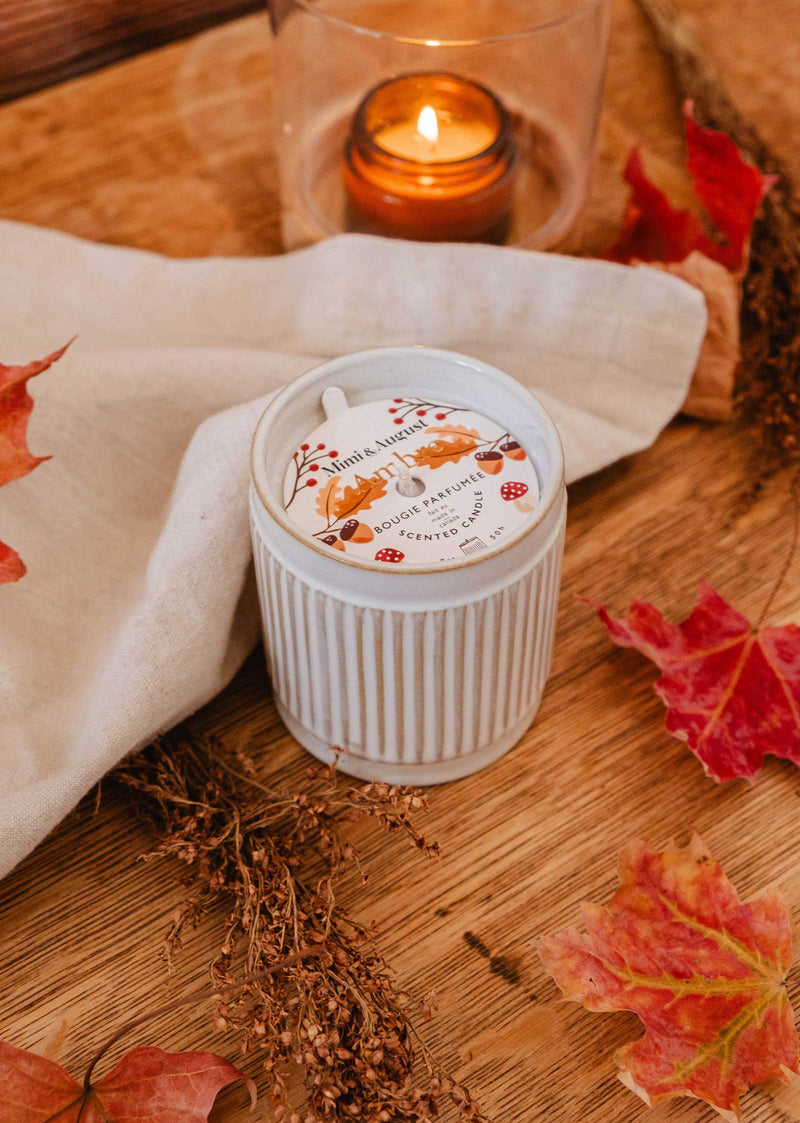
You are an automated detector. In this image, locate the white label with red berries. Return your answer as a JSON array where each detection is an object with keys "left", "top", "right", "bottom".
[{"left": 283, "top": 396, "right": 540, "bottom": 565}]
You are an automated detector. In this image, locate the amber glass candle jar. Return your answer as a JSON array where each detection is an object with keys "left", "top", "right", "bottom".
[
  {"left": 269, "top": 0, "right": 612, "bottom": 250},
  {"left": 343, "top": 73, "right": 517, "bottom": 243}
]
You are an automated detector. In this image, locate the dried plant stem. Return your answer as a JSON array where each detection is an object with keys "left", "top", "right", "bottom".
[
  {"left": 757, "top": 471, "right": 800, "bottom": 627},
  {"left": 82, "top": 947, "right": 323, "bottom": 1090},
  {"left": 635, "top": 0, "right": 800, "bottom": 453},
  {"left": 116, "top": 733, "right": 488, "bottom": 1122},
  {"left": 635, "top": 0, "right": 787, "bottom": 171}
]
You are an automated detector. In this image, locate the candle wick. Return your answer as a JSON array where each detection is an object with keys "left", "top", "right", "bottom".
[{"left": 396, "top": 462, "right": 425, "bottom": 498}]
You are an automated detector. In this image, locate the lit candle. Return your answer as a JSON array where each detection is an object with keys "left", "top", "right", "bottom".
[
  {"left": 377, "top": 104, "right": 497, "bottom": 164},
  {"left": 249, "top": 347, "right": 566, "bottom": 784},
  {"left": 343, "top": 73, "right": 517, "bottom": 243}
]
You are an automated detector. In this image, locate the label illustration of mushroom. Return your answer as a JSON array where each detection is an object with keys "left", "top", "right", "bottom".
[
  {"left": 501, "top": 480, "right": 534, "bottom": 513},
  {"left": 500, "top": 439, "right": 526, "bottom": 462},
  {"left": 474, "top": 450, "right": 503, "bottom": 474},
  {"left": 375, "top": 547, "right": 405, "bottom": 563},
  {"left": 340, "top": 519, "right": 374, "bottom": 543}
]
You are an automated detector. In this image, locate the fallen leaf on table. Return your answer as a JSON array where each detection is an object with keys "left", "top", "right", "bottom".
[
  {"left": 607, "top": 103, "right": 774, "bottom": 271},
  {"left": 657, "top": 251, "right": 741, "bottom": 420},
  {"left": 608, "top": 144, "right": 706, "bottom": 265},
  {"left": 0, "top": 1041, "right": 255, "bottom": 1122},
  {"left": 0, "top": 341, "right": 73, "bottom": 585},
  {"left": 0, "top": 342, "right": 71, "bottom": 487},
  {"left": 684, "top": 108, "right": 777, "bottom": 273},
  {"left": 538, "top": 836, "right": 798, "bottom": 1121},
  {"left": 583, "top": 582, "right": 800, "bottom": 783},
  {"left": 0, "top": 541, "right": 25, "bottom": 585},
  {"left": 605, "top": 103, "right": 774, "bottom": 422}
]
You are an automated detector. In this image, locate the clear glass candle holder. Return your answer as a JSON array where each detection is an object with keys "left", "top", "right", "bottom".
[{"left": 269, "top": 0, "right": 612, "bottom": 249}]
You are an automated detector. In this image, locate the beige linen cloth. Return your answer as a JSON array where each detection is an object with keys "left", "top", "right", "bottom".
[{"left": 0, "top": 219, "right": 706, "bottom": 879}]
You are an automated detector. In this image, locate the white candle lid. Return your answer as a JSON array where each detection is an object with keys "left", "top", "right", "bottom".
[
  {"left": 281, "top": 394, "right": 541, "bottom": 566},
  {"left": 251, "top": 347, "right": 564, "bottom": 577}
]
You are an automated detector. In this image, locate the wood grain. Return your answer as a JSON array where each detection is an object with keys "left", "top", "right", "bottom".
[
  {"left": 0, "top": 2, "right": 799, "bottom": 1121},
  {"left": 0, "top": 0, "right": 265, "bottom": 103}
]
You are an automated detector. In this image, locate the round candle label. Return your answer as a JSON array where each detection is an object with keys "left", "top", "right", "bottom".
[{"left": 283, "top": 396, "right": 540, "bottom": 565}]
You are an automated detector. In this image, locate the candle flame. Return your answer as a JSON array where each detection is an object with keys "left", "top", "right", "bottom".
[{"left": 417, "top": 105, "right": 439, "bottom": 144}]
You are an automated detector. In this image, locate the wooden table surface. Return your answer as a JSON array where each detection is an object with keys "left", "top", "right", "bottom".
[
  {"left": 0, "top": 0, "right": 264, "bottom": 103},
  {"left": 1, "top": 3, "right": 800, "bottom": 1121}
]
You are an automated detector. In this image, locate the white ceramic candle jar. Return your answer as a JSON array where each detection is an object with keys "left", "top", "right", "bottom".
[{"left": 250, "top": 347, "right": 566, "bottom": 784}]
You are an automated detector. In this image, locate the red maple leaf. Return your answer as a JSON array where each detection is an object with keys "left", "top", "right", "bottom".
[
  {"left": 583, "top": 582, "right": 800, "bottom": 783},
  {"left": 539, "top": 836, "right": 799, "bottom": 1119},
  {"left": 0, "top": 541, "right": 25, "bottom": 584},
  {"left": 0, "top": 1041, "right": 255, "bottom": 1121},
  {"left": 0, "top": 341, "right": 72, "bottom": 585},
  {"left": 607, "top": 102, "right": 775, "bottom": 272}
]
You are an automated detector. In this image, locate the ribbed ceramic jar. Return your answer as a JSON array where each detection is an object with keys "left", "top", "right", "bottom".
[{"left": 250, "top": 347, "right": 566, "bottom": 784}]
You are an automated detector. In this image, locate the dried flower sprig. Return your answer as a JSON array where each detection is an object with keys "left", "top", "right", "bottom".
[{"left": 115, "top": 732, "right": 488, "bottom": 1122}]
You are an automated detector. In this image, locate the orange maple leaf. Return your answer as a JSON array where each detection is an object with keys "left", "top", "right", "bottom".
[
  {"left": 539, "top": 836, "right": 798, "bottom": 1119},
  {"left": 1, "top": 341, "right": 73, "bottom": 586},
  {"left": 414, "top": 425, "right": 482, "bottom": 470}
]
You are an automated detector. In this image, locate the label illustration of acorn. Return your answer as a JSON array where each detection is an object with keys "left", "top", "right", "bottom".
[
  {"left": 474, "top": 450, "right": 503, "bottom": 475},
  {"left": 500, "top": 439, "right": 526, "bottom": 462},
  {"left": 322, "top": 534, "right": 345, "bottom": 552},
  {"left": 375, "top": 547, "right": 404, "bottom": 563},
  {"left": 340, "top": 519, "right": 374, "bottom": 543},
  {"left": 501, "top": 480, "right": 534, "bottom": 512}
]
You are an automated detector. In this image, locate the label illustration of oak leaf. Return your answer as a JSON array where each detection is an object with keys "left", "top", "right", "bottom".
[
  {"left": 0, "top": 1041, "right": 255, "bottom": 1122},
  {"left": 538, "top": 836, "right": 799, "bottom": 1121},
  {"left": 314, "top": 475, "right": 342, "bottom": 521},
  {"left": 330, "top": 474, "right": 388, "bottom": 520},
  {"left": 583, "top": 582, "right": 800, "bottom": 783},
  {"left": 414, "top": 425, "right": 482, "bottom": 470}
]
